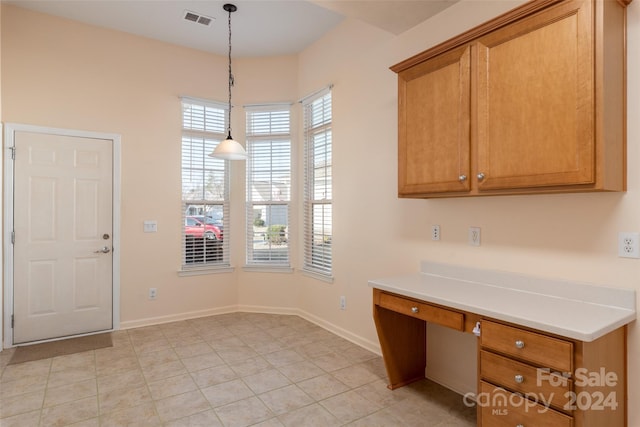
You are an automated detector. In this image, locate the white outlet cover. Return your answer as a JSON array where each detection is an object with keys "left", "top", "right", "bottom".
[
  {"left": 618, "top": 232, "right": 640, "bottom": 258},
  {"left": 431, "top": 225, "right": 441, "bottom": 241}
]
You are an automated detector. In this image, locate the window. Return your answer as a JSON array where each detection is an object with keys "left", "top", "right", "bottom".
[
  {"left": 302, "top": 88, "right": 332, "bottom": 277},
  {"left": 181, "top": 97, "right": 230, "bottom": 269},
  {"left": 245, "top": 105, "right": 292, "bottom": 268}
]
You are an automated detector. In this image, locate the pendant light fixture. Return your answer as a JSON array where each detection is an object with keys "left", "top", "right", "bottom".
[{"left": 209, "top": 3, "right": 248, "bottom": 160}]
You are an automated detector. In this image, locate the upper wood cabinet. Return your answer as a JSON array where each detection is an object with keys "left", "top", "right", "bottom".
[
  {"left": 393, "top": 0, "right": 629, "bottom": 198},
  {"left": 398, "top": 45, "right": 471, "bottom": 195}
]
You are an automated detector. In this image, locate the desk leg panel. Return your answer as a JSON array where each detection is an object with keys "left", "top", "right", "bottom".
[{"left": 374, "top": 304, "right": 426, "bottom": 390}]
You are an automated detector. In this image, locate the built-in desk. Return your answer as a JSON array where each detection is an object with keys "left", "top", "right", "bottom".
[{"left": 369, "top": 262, "right": 636, "bottom": 427}]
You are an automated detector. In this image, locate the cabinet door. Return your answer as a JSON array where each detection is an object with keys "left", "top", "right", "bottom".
[
  {"left": 398, "top": 46, "right": 471, "bottom": 195},
  {"left": 475, "top": 0, "right": 594, "bottom": 191}
]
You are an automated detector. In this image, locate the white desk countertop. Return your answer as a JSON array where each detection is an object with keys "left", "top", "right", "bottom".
[{"left": 369, "top": 262, "right": 636, "bottom": 342}]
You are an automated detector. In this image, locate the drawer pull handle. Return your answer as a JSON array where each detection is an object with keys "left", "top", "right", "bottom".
[
  {"left": 516, "top": 424, "right": 524, "bottom": 427},
  {"left": 514, "top": 374, "right": 524, "bottom": 384},
  {"left": 515, "top": 340, "right": 525, "bottom": 349},
  {"left": 411, "top": 306, "right": 419, "bottom": 314}
]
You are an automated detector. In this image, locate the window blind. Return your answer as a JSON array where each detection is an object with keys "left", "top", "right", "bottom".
[
  {"left": 181, "top": 98, "right": 230, "bottom": 268},
  {"left": 245, "top": 105, "right": 292, "bottom": 266},
  {"left": 303, "top": 89, "right": 332, "bottom": 276}
]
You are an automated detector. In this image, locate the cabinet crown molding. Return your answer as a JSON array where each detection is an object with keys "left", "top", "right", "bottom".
[{"left": 391, "top": 0, "right": 630, "bottom": 73}]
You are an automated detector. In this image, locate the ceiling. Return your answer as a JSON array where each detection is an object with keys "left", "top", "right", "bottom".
[{"left": 5, "top": 0, "right": 459, "bottom": 57}]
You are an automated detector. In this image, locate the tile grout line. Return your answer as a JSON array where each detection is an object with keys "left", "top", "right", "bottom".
[{"left": 0, "top": 313, "right": 475, "bottom": 426}]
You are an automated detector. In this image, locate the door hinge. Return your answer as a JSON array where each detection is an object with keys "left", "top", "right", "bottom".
[
  {"left": 11, "top": 314, "right": 14, "bottom": 329},
  {"left": 11, "top": 231, "right": 15, "bottom": 245},
  {"left": 10, "top": 146, "right": 15, "bottom": 160}
]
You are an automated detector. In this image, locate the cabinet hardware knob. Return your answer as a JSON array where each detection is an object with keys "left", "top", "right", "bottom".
[
  {"left": 514, "top": 374, "right": 524, "bottom": 383},
  {"left": 515, "top": 340, "right": 525, "bottom": 349},
  {"left": 477, "top": 172, "right": 485, "bottom": 181},
  {"left": 516, "top": 424, "right": 524, "bottom": 427},
  {"left": 411, "top": 307, "right": 419, "bottom": 314},
  {"left": 459, "top": 174, "right": 467, "bottom": 182}
]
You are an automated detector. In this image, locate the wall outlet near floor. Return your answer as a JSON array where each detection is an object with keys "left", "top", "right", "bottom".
[
  {"left": 431, "top": 225, "right": 441, "bottom": 241},
  {"left": 340, "top": 296, "right": 346, "bottom": 310},
  {"left": 149, "top": 287, "right": 158, "bottom": 300},
  {"left": 618, "top": 232, "right": 640, "bottom": 258},
  {"left": 469, "top": 227, "right": 481, "bottom": 246}
]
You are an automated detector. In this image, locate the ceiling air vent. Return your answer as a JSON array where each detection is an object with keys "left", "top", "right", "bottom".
[{"left": 183, "top": 10, "right": 214, "bottom": 27}]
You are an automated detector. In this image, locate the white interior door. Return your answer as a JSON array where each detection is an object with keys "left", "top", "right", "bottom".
[{"left": 12, "top": 130, "right": 114, "bottom": 344}]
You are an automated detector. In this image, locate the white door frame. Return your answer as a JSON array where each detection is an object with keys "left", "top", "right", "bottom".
[{"left": 3, "top": 123, "right": 121, "bottom": 349}]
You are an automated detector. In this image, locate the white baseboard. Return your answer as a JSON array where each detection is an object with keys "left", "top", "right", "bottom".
[
  {"left": 426, "top": 369, "right": 476, "bottom": 397},
  {"left": 239, "top": 304, "right": 382, "bottom": 355},
  {"left": 238, "top": 304, "right": 381, "bottom": 355},
  {"left": 120, "top": 304, "right": 382, "bottom": 356},
  {"left": 296, "top": 310, "right": 382, "bottom": 356},
  {"left": 119, "top": 305, "right": 238, "bottom": 330},
  {"left": 236, "top": 304, "right": 300, "bottom": 316}
]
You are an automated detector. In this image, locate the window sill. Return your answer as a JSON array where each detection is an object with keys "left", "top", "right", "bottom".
[
  {"left": 242, "top": 265, "right": 294, "bottom": 274},
  {"left": 301, "top": 268, "right": 334, "bottom": 284},
  {"left": 178, "top": 266, "right": 235, "bottom": 277}
]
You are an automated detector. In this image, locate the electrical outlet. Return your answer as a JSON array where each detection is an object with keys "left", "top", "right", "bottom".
[
  {"left": 469, "top": 227, "right": 481, "bottom": 246},
  {"left": 149, "top": 288, "right": 158, "bottom": 300},
  {"left": 340, "top": 296, "right": 346, "bottom": 310},
  {"left": 431, "top": 225, "right": 441, "bottom": 241},
  {"left": 618, "top": 232, "right": 640, "bottom": 258}
]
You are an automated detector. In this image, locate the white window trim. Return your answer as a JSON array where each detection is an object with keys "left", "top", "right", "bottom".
[
  {"left": 301, "top": 86, "right": 333, "bottom": 279},
  {"left": 242, "top": 265, "right": 294, "bottom": 274},
  {"left": 177, "top": 266, "right": 235, "bottom": 277},
  {"left": 301, "top": 268, "right": 334, "bottom": 283},
  {"left": 244, "top": 104, "right": 293, "bottom": 269},
  {"left": 179, "top": 97, "right": 232, "bottom": 273}
]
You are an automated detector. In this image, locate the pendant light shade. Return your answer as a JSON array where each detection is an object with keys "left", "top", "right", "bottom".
[
  {"left": 213, "top": 133, "right": 248, "bottom": 160},
  {"left": 209, "top": 3, "right": 247, "bottom": 160}
]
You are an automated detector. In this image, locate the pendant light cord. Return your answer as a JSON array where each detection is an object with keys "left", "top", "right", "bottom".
[{"left": 227, "top": 6, "right": 234, "bottom": 137}]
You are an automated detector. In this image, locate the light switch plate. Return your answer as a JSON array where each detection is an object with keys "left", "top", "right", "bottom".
[{"left": 143, "top": 220, "right": 158, "bottom": 233}]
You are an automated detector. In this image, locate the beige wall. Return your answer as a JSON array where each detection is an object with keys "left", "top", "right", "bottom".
[
  {"left": 2, "top": 1, "right": 640, "bottom": 424},
  {"left": 0, "top": 2, "right": 2, "bottom": 120},
  {"left": 296, "top": 0, "right": 640, "bottom": 423},
  {"left": 0, "top": 5, "right": 304, "bottom": 327},
  {"left": 0, "top": 0, "right": 2, "bottom": 343},
  {"left": 1, "top": 5, "right": 240, "bottom": 326}
]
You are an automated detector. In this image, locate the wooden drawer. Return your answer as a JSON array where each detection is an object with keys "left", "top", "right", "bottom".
[
  {"left": 480, "top": 350, "right": 572, "bottom": 411},
  {"left": 481, "top": 320, "right": 573, "bottom": 373},
  {"left": 377, "top": 291, "right": 464, "bottom": 331},
  {"left": 480, "top": 381, "right": 573, "bottom": 427}
]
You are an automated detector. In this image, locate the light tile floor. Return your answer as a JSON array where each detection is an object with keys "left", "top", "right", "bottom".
[{"left": 0, "top": 313, "right": 476, "bottom": 426}]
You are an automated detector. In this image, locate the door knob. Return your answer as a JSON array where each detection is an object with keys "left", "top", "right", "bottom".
[{"left": 94, "top": 246, "right": 111, "bottom": 254}]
